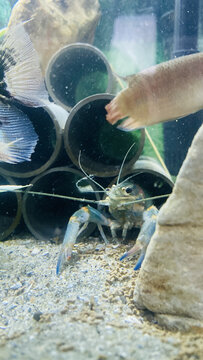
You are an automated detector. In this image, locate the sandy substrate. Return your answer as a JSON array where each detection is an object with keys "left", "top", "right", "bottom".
[{"left": 0, "top": 234, "right": 202, "bottom": 360}]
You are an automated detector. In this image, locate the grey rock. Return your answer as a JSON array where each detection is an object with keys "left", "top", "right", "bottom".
[
  {"left": 10, "top": 282, "right": 22, "bottom": 290},
  {"left": 31, "top": 248, "right": 41, "bottom": 256},
  {"left": 134, "top": 124, "right": 203, "bottom": 330},
  {"left": 155, "top": 314, "right": 203, "bottom": 332},
  {"left": 33, "top": 311, "right": 43, "bottom": 321}
]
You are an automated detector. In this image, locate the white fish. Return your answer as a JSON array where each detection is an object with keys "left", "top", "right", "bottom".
[
  {"left": 105, "top": 53, "right": 203, "bottom": 130},
  {"left": 0, "top": 101, "right": 38, "bottom": 163},
  {"left": 0, "top": 184, "right": 32, "bottom": 192},
  {"left": 0, "top": 23, "right": 49, "bottom": 163}
]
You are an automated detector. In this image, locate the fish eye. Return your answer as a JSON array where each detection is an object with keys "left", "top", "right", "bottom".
[{"left": 125, "top": 187, "right": 132, "bottom": 194}]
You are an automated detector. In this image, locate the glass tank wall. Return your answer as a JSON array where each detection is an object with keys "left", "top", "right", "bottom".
[
  {"left": 1, "top": 0, "right": 202, "bottom": 175},
  {"left": 0, "top": 3, "right": 202, "bottom": 358},
  {"left": 0, "top": 0, "right": 202, "bottom": 241},
  {"left": 93, "top": 0, "right": 203, "bottom": 175}
]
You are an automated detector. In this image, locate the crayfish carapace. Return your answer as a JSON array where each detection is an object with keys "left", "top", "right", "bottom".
[{"left": 56, "top": 145, "right": 159, "bottom": 275}]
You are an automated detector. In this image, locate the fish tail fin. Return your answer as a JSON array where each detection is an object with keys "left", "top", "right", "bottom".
[
  {"left": 0, "top": 138, "right": 36, "bottom": 164},
  {"left": 1, "top": 23, "right": 49, "bottom": 107},
  {"left": 0, "top": 100, "right": 38, "bottom": 163}
]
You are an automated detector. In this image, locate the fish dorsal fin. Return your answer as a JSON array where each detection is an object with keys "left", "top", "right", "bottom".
[
  {"left": 0, "top": 100, "right": 38, "bottom": 163},
  {"left": 1, "top": 23, "right": 49, "bottom": 107},
  {"left": 0, "top": 184, "right": 32, "bottom": 192},
  {"left": 113, "top": 72, "right": 139, "bottom": 87}
]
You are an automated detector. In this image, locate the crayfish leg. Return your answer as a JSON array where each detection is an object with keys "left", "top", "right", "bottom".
[{"left": 109, "top": 221, "right": 122, "bottom": 242}]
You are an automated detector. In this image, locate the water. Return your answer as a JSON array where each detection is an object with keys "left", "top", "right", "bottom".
[
  {"left": 0, "top": 1, "right": 202, "bottom": 358},
  {"left": 0, "top": 0, "right": 202, "bottom": 271}
]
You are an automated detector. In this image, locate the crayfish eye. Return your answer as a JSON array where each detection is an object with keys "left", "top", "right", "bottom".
[{"left": 125, "top": 187, "right": 132, "bottom": 194}]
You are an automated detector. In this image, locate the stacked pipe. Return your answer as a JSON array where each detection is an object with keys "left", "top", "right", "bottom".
[{"left": 0, "top": 43, "right": 173, "bottom": 242}]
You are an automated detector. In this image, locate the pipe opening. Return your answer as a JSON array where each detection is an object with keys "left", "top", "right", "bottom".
[
  {"left": 64, "top": 94, "right": 145, "bottom": 177},
  {"left": 0, "top": 175, "right": 22, "bottom": 241},
  {"left": 22, "top": 167, "right": 99, "bottom": 242},
  {"left": 100, "top": 157, "right": 174, "bottom": 240},
  {"left": 128, "top": 156, "right": 174, "bottom": 208},
  {"left": 46, "top": 43, "right": 113, "bottom": 110}
]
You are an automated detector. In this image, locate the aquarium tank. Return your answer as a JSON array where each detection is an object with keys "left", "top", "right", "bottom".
[{"left": 0, "top": 1, "right": 203, "bottom": 359}]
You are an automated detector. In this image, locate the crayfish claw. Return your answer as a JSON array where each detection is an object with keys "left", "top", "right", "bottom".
[
  {"left": 133, "top": 251, "right": 145, "bottom": 271},
  {"left": 56, "top": 243, "right": 74, "bottom": 275},
  {"left": 56, "top": 251, "right": 65, "bottom": 276},
  {"left": 56, "top": 205, "right": 110, "bottom": 275},
  {"left": 120, "top": 205, "right": 158, "bottom": 270},
  {"left": 120, "top": 242, "right": 141, "bottom": 261}
]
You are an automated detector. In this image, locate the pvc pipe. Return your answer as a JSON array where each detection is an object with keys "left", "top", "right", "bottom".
[
  {"left": 64, "top": 93, "right": 145, "bottom": 177},
  {"left": 22, "top": 166, "right": 100, "bottom": 242},
  {"left": 0, "top": 174, "right": 22, "bottom": 241},
  {"left": 45, "top": 43, "right": 115, "bottom": 111},
  {"left": 0, "top": 104, "right": 63, "bottom": 178},
  {"left": 109, "top": 156, "right": 174, "bottom": 209}
]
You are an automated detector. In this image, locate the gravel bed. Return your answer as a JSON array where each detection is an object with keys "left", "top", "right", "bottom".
[{"left": 0, "top": 234, "right": 201, "bottom": 360}]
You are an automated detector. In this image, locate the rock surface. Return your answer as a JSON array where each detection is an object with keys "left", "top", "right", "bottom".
[
  {"left": 134, "top": 123, "right": 203, "bottom": 330},
  {"left": 8, "top": 0, "right": 100, "bottom": 73}
]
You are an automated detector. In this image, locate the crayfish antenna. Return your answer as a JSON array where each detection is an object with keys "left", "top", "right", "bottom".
[{"left": 116, "top": 142, "right": 135, "bottom": 185}]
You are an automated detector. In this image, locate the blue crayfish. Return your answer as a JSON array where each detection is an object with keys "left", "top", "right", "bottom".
[{"left": 56, "top": 147, "right": 159, "bottom": 275}]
